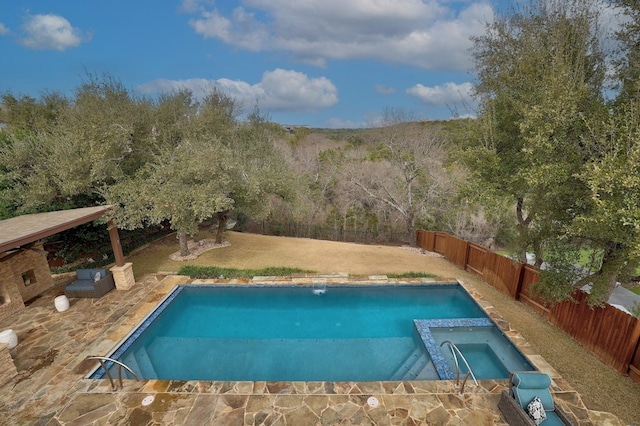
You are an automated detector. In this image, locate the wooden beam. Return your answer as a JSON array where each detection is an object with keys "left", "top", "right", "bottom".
[{"left": 107, "top": 219, "right": 125, "bottom": 267}]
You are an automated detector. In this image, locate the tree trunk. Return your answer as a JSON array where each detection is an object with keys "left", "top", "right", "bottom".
[
  {"left": 532, "top": 240, "right": 544, "bottom": 268},
  {"left": 599, "top": 243, "right": 624, "bottom": 294},
  {"left": 178, "top": 232, "right": 189, "bottom": 256},
  {"left": 406, "top": 212, "right": 417, "bottom": 247},
  {"left": 515, "top": 197, "right": 533, "bottom": 263},
  {"left": 215, "top": 210, "right": 229, "bottom": 244}
]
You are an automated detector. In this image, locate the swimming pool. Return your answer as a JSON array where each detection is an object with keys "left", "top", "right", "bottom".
[{"left": 91, "top": 283, "right": 535, "bottom": 381}]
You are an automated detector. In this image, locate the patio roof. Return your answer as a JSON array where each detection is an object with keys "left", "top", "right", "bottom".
[{"left": 0, "top": 206, "right": 112, "bottom": 253}]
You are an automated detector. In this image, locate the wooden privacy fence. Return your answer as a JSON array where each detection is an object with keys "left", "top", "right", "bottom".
[{"left": 416, "top": 230, "right": 640, "bottom": 382}]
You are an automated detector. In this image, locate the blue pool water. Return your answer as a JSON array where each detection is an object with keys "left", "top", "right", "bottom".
[
  {"left": 92, "top": 284, "right": 535, "bottom": 381},
  {"left": 430, "top": 327, "right": 534, "bottom": 379}
]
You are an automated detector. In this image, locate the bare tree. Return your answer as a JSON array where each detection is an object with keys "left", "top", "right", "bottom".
[{"left": 345, "top": 109, "right": 454, "bottom": 245}]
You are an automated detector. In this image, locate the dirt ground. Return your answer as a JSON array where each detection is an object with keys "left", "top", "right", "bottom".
[{"left": 127, "top": 230, "right": 640, "bottom": 424}]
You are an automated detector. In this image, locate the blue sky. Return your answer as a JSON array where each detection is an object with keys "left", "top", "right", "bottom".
[{"left": 1, "top": 0, "right": 516, "bottom": 128}]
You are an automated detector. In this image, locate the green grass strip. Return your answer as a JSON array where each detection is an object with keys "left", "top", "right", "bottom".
[
  {"left": 384, "top": 272, "right": 437, "bottom": 278},
  {"left": 179, "top": 266, "right": 437, "bottom": 280},
  {"left": 178, "top": 265, "right": 315, "bottom": 279}
]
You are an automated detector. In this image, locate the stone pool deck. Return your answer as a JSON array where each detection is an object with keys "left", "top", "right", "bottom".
[{"left": 0, "top": 273, "right": 625, "bottom": 425}]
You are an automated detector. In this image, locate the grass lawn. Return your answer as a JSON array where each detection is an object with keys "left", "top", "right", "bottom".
[{"left": 127, "top": 230, "right": 462, "bottom": 280}]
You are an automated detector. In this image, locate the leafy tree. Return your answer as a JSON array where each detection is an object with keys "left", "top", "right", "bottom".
[
  {"left": 542, "top": 1, "right": 640, "bottom": 305},
  {"left": 107, "top": 94, "right": 297, "bottom": 254},
  {"left": 565, "top": 100, "right": 640, "bottom": 304},
  {"left": 107, "top": 135, "right": 235, "bottom": 256},
  {"left": 0, "top": 75, "right": 153, "bottom": 213},
  {"left": 468, "top": 0, "right": 606, "bottom": 271},
  {"left": 612, "top": 0, "right": 640, "bottom": 104}
]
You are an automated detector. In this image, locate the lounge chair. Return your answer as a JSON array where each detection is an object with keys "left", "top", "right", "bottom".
[
  {"left": 65, "top": 269, "right": 115, "bottom": 298},
  {"left": 498, "top": 371, "right": 574, "bottom": 425}
]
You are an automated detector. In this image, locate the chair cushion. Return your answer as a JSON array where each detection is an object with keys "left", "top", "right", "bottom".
[
  {"left": 513, "top": 387, "right": 555, "bottom": 412},
  {"left": 512, "top": 372, "right": 555, "bottom": 411},
  {"left": 542, "top": 410, "right": 565, "bottom": 426},
  {"left": 76, "top": 269, "right": 106, "bottom": 280},
  {"left": 66, "top": 280, "right": 97, "bottom": 292},
  {"left": 512, "top": 372, "right": 552, "bottom": 389}
]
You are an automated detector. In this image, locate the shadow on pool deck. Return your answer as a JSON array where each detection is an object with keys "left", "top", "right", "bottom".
[{"left": 0, "top": 273, "right": 625, "bottom": 425}]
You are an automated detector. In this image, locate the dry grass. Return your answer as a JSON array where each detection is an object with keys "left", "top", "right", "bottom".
[
  {"left": 126, "top": 230, "right": 640, "bottom": 424},
  {"left": 128, "top": 230, "right": 461, "bottom": 279}
]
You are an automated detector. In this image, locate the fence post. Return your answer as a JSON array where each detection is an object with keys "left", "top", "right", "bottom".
[
  {"left": 514, "top": 262, "right": 526, "bottom": 301},
  {"left": 463, "top": 241, "right": 470, "bottom": 271}
]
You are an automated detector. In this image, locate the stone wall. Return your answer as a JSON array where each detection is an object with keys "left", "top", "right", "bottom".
[
  {"left": 0, "top": 243, "right": 53, "bottom": 322},
  {"left": 0, "top": 260, "right": 26, "bottom": 324},
  {"left": 2, "top": 243, "right": 54, "bottom": 302}
]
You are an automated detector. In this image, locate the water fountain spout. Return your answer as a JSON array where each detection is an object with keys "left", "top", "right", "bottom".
[{"left": 312, "top": 283, "right": 327, "bottom": 295}]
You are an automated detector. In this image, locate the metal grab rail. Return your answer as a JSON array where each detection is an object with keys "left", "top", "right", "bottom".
[
  {"left": 87, "top": 356, "right": 140, "bottom": 391},
  {"left": 440, "top": 341, "right": 478, "bottom": 394}
]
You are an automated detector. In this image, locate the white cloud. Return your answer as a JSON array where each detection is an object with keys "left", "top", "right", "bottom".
[
  {"left": 137, "top": 69, "right": 338, "bottom": 113},
  {"left": 186, "top": 0, "right": 495, "bottom": 71},
  {"left": 407, "top": 81, "right": 474, "bottom": 106},
  {"left": 20, "top": 14, "right": 88, "bottom": 51},
  {"left": 375, "top": 84, "right": 396, "bottom": 95},
  {"left": 180, "top": 0, "right": 213, "bottom": 13},
  {"left": 0, "top": 23, "right": 9, "bottom": 35}
]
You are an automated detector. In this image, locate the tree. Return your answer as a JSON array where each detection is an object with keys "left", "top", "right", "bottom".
[
  {"left": 545, "top": 0, "right": 640, "bottom": 305},
  {"left": 106, "top": 89, "right": 240, "bottom": 255},
  {"left": 345, "top": 109, "right": 453, "bottom": 244},
  {"left": 209, "top": 108, "right": 298, "bottom": 244},
  {"left": 107, "top": 135, "right": 235, "bottom": 256},
  {"left": 612, "top": 0, "right": 640, "bottom": 104},
  {"left": 567, "top": 100, "right": 640, "bottom": 304},
  {"left": 107, "top": 95, "right": 298, "bottom": 254},
  {"left": 0, "top": 75, "right": 153, "bottom": 214},
  {"left": 469, "top": 0, "right": 607, "bottom": 271}
]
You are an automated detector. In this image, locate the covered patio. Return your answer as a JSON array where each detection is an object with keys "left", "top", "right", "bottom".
[{"left": 0, "top": 206, "right": 134, "bottom": 323}]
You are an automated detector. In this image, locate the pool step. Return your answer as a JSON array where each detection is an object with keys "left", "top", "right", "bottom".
[
  {"left": 133, "top": 346, "right": 158, "bottom": 378},
  {"left": 390, "top": 348, "right": 434, "bottom": 381},
  {"left": 108, "top": 347, "right": 156, "bottom": 380},
  {"left": 144, "top": 336, "right": 428, "bottom": 381}
]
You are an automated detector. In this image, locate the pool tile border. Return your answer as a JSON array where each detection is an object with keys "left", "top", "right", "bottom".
[{"left": 413, "top": 318, "right": 494, "bottom": 380}]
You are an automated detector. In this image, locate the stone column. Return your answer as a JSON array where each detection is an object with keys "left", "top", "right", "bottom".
[{"left": 110, "top": 262, "right": 135, "bottom": 290}]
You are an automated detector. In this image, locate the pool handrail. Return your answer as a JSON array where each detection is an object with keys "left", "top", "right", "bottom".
[
  {"left": 87, "top": 355, "right": 139, "bottom": 391},
  {"left": 440, "top": 340, "right": 479, "bottom": 392}
]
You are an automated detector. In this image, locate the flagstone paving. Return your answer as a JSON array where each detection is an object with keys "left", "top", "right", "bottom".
[{"left": 0, "top": 273, "right": 625, "bottom": 425}]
